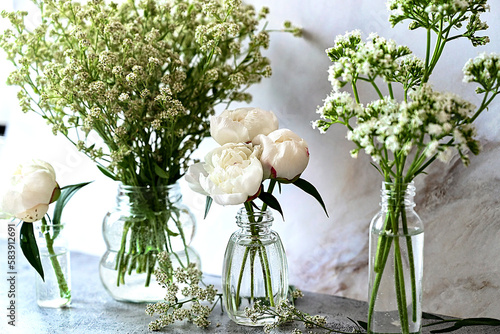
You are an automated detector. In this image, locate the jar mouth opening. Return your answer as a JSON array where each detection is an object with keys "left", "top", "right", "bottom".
[
  {"left": 118, "top": 182, "right": 179, "bottom": 191},
  {"left": 116, "top": 182, "right": 182, "bottom": 202}
]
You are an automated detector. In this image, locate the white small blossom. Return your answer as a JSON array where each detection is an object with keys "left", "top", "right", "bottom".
[{"left": 118, "top": 93, "right": 129, "bottom": 101}]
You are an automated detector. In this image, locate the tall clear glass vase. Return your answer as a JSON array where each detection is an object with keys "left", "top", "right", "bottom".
[
  {"left": 222, "top": 207, "right": 289, "bottom": 326},
  {"left": 99, "top": 182, "right": 200, "bottom": 303},
  {"left": 35, "top": 221, "right": 71, "bottom": 308},
  {"left": 368, "top": 181, "right": 424, "bottom": 334}
]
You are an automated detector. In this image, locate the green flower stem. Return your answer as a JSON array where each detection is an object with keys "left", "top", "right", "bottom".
[
  {"left": 235, "top": 202, "right": 276, "bottom": 310},
  {"left": 258, "top": 243, "right": 275, "bottom": 307},
  {"left": 250, "top": 247, "right": 256, "bottom": 304},
  {"left": 470, "top": 90, "right": 499, "bottom": 123},
  {"left": 368, "top": 181, "right": 418, "bottom": 334},
  {"left": 352, "top": 81, "right": 361, "bottom": 104},
  {"left": 393, "top": 237, "right": 410, "bottom": 334},
  {"left": 41, "top": 220, "right": 70, "bottom": 299},
  {"left": 235, "top": 246, "right": 250, "bottom": 306}
]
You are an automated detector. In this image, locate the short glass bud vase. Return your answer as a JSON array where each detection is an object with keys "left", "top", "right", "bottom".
[
  {"left": 368, "top": 181, "right": 424, "bottom": 334},
  {"left": 222, "top": 207, "right": 289, "bottom": 326},
  {"left": 99, "top": 182, "right": 200, "bottom": 303},
  {"left": 34, "top": 221, "right": 71, "bottom": 308}
]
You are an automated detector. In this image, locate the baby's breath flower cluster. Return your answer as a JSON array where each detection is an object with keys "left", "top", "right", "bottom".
[
  {"left": 0, "top": 0, "right": 300, "bottom": 296},
  {"left": 244, "top": 297, "right": 363, "bottom": 334},
  {"left": 314, "top": 1, "right": 499, "bottom": 182},
  {"left": 0, "top": 0, "right": 300, "bottom": 187},
  {"left": 146, "top": 252, "right": 219, "bottom": 331}
]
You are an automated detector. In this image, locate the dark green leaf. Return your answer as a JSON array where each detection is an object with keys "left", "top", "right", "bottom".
[
  {"left": 423, "top": 312, "right": 445, "bottom": 321},
  {"left": 258, "top": 192, "right": 284, "bottom": 219},
  {"left": 292, "top": 178, "right": 329, "bottom": 217},
  {"left": 166, "top": 227, "right": 180, "bottom": 237},
  {"left": 429, "top": 317, "right": 500, "bottom": 333},
  {"left": 154, "top": 163, "right": 170, "bottom": 179},
  {"left": 250, "top": 201, "right": 260, "bottom": 211},
  {"left": 204, "top": 196, "right": 213, "bottom": 219},
  {"left": 20, "top": 222, "right": 44, "bottom": 281},
  {"left": 356, "top": 320, "right": 367, "bottom": 330},
  {"left": 97, "top": 165, "right": 118, "bottom": 181},
  {"left": 456, "top": 318, "right": 500, "bottom": 326}
]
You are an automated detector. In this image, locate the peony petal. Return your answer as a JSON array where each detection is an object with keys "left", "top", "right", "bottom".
[
  {"left": 254, "top": 129, "right": 309, "bottom": 181},
  {"left": 185, "top": 163, "right": 210, "bottom": 196},
  {"left": 16, "top": 203, "right": 49, "bottom": 223},
  {"left": 212, "top": 192, "right": 249, "bottom": 206},
  {"left": 0, "top": 160, "right": 57, "bottom": 218},
  {"left": 210, "top": 116, "right": 250, "bottom": 145}
]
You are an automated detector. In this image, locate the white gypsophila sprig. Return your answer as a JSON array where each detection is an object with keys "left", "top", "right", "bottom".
[
  {"left": 325, "top": 31, "right": 412, "bottom": 87},
  {"left": 463, "top": 53, "right": 500, "bottom": 94},
  {"left": 244, "top": 294, "right": 363, "bottom": 334},
  {"left": 146, "top": 255, "right": 219, "bottom": 331},
  {"left": 0, "top": 0, "right": 300, "bottom": 188},
  {"left": 317, "top": 84, "right": 479, "bottom": 170}
]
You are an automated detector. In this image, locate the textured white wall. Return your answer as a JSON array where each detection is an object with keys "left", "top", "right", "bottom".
[{"left": 0, "top": 0, "right": 499, "bottom": 318}]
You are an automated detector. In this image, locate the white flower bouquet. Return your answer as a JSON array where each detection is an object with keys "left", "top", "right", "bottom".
[
  {"left": 0, "top": 0, "right": 301, "bottom": 288},
  {"left": 187, "top": 107, "right": 327, "bottom": 325},
  {"left": 314, "top": 1, "right": 499, "bottom": 333}
]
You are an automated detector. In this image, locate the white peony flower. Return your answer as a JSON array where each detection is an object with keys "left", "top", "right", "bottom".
[
  {"left": 252, "top": 129, "right": 309, "bottom": 182},
  {"left": 0, "top": 159, "right": 59, "bottom": 222},
  {"left": 210, "top": 107, "right": 279, "bottom": 145},
  {"left": 185, "top": 143, "right": 263, "bottom": 205}
]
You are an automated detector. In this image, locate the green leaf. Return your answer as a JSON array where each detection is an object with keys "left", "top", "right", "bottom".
[
  {"left": 154, "top": 163, "right": 170, "bottom": 179},
  {"left": 97, "top": 165, "right": 118, "bottom": 181},
  {"left": 292, "top": 178, "right": 329, "bottom": 217},
  {"left": 258, "top": 192, "right": 284, "bottom": 219},
  {"left": 429, "top": 317, "right": 500, "bottom": 333},
  {"left": 356, "top": 320, "right": 368, "bottom": 330},
  {"left": 423, "top": 312, "right": 445, "bottom": 321},
  {"left": 20, "top": 222, "right": 44, "bottom": 281},
  {"left": 204, "top": 196, "right": 213, "bottom": 219},
  {"left": 165, "top": 227, "right": 180, "bottom": 237},
  {"left": 53, "top": 181, "right": 92, "bottom": 224},
  {"left": 53, "top": 181, "right": 91, "bottom": 239}
]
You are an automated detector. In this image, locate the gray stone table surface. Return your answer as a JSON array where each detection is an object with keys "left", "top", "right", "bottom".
[{"left": 0, "top": 237, "right": 498, "bottom": 334}]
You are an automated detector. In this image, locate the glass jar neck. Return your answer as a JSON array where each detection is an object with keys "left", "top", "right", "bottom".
[
  {"left": 380, "top": 181, "right": 416, "bottom": 211},
  {"left": 236, "top": 207, "right": 273, "bottom": 236},
  {"left": 116, "top": 182, "right": 181, "bottom": 212}
]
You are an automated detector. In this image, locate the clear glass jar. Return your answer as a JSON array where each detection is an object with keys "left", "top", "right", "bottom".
[
  {"left": 35, "top": 222, "right": 71, "bottom": 308},
  {"left": 368, "top": 182, "right": 424, "bottom": 334},
  {"left": 99, "top": 182, "right": 200, "bottom": 303},
  {"left": 222, "top": 207, "right": 288, "bottom": 326}
]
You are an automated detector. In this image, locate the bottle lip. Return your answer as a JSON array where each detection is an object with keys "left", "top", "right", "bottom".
[
  {"left": 116, "top": 182, "right": 182, "bottom": 202},
  {"left": 117, "top": 182, "right": 179, "bottom": 192},
  {"left": 236, "top": 207, "right": 274, "bottom": 225},
  {"left": 380, "top": 181, "right": 416, "bottom": 194}
]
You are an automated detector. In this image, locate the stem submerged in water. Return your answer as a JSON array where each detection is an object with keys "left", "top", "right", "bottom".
[
  {"left": 368, "top": 181, "right": 421, "bottom": 334},
  {"left": 41, "top": 219, "right": 71, "bottom": 299}
]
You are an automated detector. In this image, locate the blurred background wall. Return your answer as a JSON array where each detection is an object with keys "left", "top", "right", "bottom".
[{"left": 1, "top": 0, "right": 499, "bottom": 318}]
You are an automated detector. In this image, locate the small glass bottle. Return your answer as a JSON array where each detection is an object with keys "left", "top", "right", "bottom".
[
  {"left": 35, "top": 222, "right": 71, "bottom": 308},
  {"left": 368, "top": 181, "right": 424, "bottom": 334},
  {"left": 222, "top": 207, "right": 289, "bottom": 326}
]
